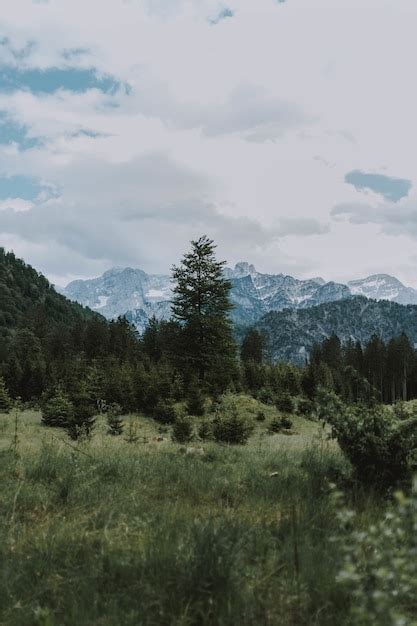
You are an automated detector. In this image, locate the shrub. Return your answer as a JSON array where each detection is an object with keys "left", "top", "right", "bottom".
[
  {"left": 41, "top": 388, "right": 74, "bottom": 428},
  {"left": 66, "top": 404, "right": 96, "bottom": 441},
  {"left": 153, "top": 400, "right": 177, "bottom": 424},
  {"left": 198, "top": 420, "right": 213, "bottom": 440},
  {"left": 268, "top": 416, "right": 293, "bottom": 434},
  {"left": 255, "top": 410, "right": 266, "bottom": 422},
  {"left": 316, "top": 389, "right": 417, "bottom": 487},
  {"left": 106, "top": 402, "right": 124, "bottom": 436},
  {"left": 212, "top": 401, "right": 253, "bottom": 445},
  {"left": 297, "top": 397, "right": 315, "bottom": 417},
  {"left": 257, "top": 387, "right": 275, "bottom": 405},
  {"left": 187, "top": 383, "right": 205, "bottom": 416},
  {"left": 172, "top": 416, "right": 193, "bottom": 444},
  {"left": 333, "top": 480, "right": 417, "bottom": 625},
  {"left": 0, "top": 376, "right": 11, "bottom": 413},
  {"left": 275, "top": 392, "right": 294, "bottom": 414},
  {"left": 125, "top": 419, "right": 139, "bottom": 443}
]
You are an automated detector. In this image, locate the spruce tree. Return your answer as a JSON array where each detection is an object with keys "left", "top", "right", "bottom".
[
  {"left": 106, "top": 403, "right": 124, "bottom": 436},
  {"left": 171, "top": 236, "right": 237, "bottom": 390},
  {"left": 0, "top": 376, "right": 11, "bottom": 413}
]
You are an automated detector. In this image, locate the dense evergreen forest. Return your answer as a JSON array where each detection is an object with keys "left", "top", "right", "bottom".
[{"left": 2, "top": 242, "right": 417, "bottom": 423}]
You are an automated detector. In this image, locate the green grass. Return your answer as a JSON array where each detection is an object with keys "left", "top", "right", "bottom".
[{"left": 0, "top": 397, "right": 383, "bottom": 626}]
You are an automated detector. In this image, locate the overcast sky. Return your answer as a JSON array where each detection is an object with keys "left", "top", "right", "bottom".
[{"left": 1, "top": 0, "right": 417, "bottom": 287}]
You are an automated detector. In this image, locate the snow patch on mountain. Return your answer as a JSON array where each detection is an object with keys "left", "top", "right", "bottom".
[{"left": 61, "top": 263, "right": 417, "bottom": 333}]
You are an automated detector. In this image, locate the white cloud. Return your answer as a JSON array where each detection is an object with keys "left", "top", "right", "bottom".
[
  {"left": 0, "top": 197, "right": 32, "bottom": 212},
  {"left": 0, "top": 0, "right": 417, "bottom": 287}
]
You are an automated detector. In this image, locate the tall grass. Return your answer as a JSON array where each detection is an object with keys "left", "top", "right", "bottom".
[{"left": 0, "top": 410, "right": 384, "bottom": 626}]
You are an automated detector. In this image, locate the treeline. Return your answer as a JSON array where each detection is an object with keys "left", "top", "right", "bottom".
[
  {"left": 303, "top": 333, "right": 417, "bottom": 404},
  {"left": 0, "top": 239, "right": 239, "bottom": 417},
  {"left": 2, "top": 243, "right": 417, "bottom": 418}
]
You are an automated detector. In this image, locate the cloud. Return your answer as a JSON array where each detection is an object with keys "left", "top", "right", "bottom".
[
  {"left": 345, "top": 170, "right": 412, "bottom": 202},
  {"left": 331, "top": 199, "right": 417, "bottom": 238},
  {"left": 276, "top": 217, "right": 330, "bottom": 237},
  {"left": 0, "top": 197, "right": 32, "bottom": 212},
  {"left": 187, "top": 84, "right": 313, "bottom": 142},
  {"left": 0, "top": 113, "right": 41, "bottom": 148},
  {"left": 0, "top": 151, "right": 280, "bottom": 276},
  {"left": 209, "top": 7, "right": 234, "bottom": 26}
]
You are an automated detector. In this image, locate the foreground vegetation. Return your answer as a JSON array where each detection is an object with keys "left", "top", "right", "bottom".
[{"left": 2, "top": 397, "right": 416, "bottom": 626}]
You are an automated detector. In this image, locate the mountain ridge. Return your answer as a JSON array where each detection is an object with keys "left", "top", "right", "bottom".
[{"left": 61, "top": 263, "right": 417, "bottom": 332}]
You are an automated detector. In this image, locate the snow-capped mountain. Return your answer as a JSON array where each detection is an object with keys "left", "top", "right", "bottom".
[
  {"left": 62, "top": 267, "right": 172, "bottom": 330},
  {"left": 347, "top": 274, "right": 417, "bottom": 306},
  {"left": 61, "top": 263, "right": 417, "bottom": 332},
  {"left": 225, "top": 262, "right": 350, "bottom": 325}
]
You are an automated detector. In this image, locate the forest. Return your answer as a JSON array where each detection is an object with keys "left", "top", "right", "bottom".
[{"left": 1, "top": 238, "right": 417, "bottom": 626}]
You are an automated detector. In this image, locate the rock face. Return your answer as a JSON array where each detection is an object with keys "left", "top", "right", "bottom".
[
  {"left": 62, "top": 267, "right": 172, "bottom": 331},
  {"left": 255, "top": 297, "right": 417, "bottom": 365},
  {"left": 225, "top": 263, "right": 350, "bottom": 326},
  {"left": 348, "top": 274, "right": 417, "bottom": 306},
  {"left": 61, "top": 263, "right": 417, "bottom": 333}
]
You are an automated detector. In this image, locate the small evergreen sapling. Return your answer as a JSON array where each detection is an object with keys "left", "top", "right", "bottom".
[
  {"left": 41, "top": 388, "right": 74, "bottom": 427},
  {"left": 106, "top": 402, "right": 124, "bottom": 436},
  {"left": 172, "top": 416, "right": 193, "bottom": 444},
  {"left": 153, "top": 400, "right": 177, "bottom": 424}
]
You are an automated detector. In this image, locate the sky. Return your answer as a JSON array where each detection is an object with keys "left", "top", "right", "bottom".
[{"left": 1, "top": 0, "right": 417, "bottom": 288}]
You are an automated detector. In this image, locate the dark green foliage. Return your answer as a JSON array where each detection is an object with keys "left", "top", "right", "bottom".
[
  {"left": 0, "top": 376, "right": 11, "bottom": 413},
  {"left": 125, "top": 420, "right": 139, "bottom": 443},
  {"left": 240, "top": 329, "right": 265, "bottom": 364},
  {"left": 212, "top": 400, "right": 253, "bottom": 445},
  {"left": 256, "top": 410, "right": 266, "bottom": 422},
  {"left": 172, "top": 416, "right": 193, "bottom": 444},
  {"left": 186, "top": 382, "right": 205, "bottom": 416},
  {"left": 171, "top": 235, "right": 237, "bottom": 391},
  {"left": 268, "top": 416, "right": 293, "bottom": 434},
  {"left": 198, "top": 419, "right": 213, "bottom": 440},
  {"left": 106, "top": 403, "right": 124, "bottom": 436},
  {"left": 317, "top": 389, "right": 417, "bottom": 487},
  {"left": 296, "top": 398, "right": 314, "bottom": 417},
  {"left": 257, "top": 387, "right": 275, "bottom": 405},
  {"left": 275, "top": 392, "right": 294, "bottom": 414},
  {"left": 41, "top": 388, "right": 74, "bottom": 428},
  {"left": 153, "top": 400, "right": 177, "bottom": 424}
]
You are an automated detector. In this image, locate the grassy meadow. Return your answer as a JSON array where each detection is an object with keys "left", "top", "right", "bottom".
[{"left": 0, "top": 396, "right": 384, "bottom": 626}]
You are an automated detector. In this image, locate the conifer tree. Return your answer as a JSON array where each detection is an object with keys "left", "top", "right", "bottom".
[
  {"left": 171, "top": 236, "right": 237, "bottom": 390},
  {"left": 0, "top": 376, "right": 11, "bottom": 413}
]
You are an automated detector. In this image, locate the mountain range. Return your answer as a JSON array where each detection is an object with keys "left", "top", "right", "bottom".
[
  {"left": 61, "top": 263, "right": 417, "bottom": 331},
  {"left": 255, "top": 297, "right": 417, "bottom": 365}
]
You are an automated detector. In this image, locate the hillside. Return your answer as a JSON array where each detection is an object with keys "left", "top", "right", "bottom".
[
  {"left": 0, "top": 248, "right": 96, "bottom": 336},
  {"left": 256, "top": 296, "right": 417, "bottom": 364}
]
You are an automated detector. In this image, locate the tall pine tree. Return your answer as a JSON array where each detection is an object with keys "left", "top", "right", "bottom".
[{"left": 171, "top": 236, "right": 237, "bottom": 391}]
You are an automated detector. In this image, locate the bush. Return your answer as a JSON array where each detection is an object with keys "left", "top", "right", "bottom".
[
  {"left": 153, "top": 400, "right": 177, "bottom": 424},
  {"left": 41, "top": 388, "right": 74, "bottom": 428},
  {"left": 333, "top": 480, "right": 417, "bottom": 625},
  {"left": 212, "top": 400, "right": 253, "bottom": 445},
  {"left": 187, "top": 383, "right": 205, "bottom": 416},
  {"left": 66, "top": 403, "right": 96, "bottom": 441},
  {"left": 106, "top": 402, "right": 124, "bottom": 436},
  {"left": 198, "top": 420, "right": 213, "bottom": 440},
  {"left": 297, "top": 397, "right": 315, "bottom": 417},
  {"left": 0, "top": 376, "right": 11, "bottom": 413},
  {"left": 275, "top": 392, "right": 294, "bottom": 414},
  {"left": 257, "top": 387, "right": 275, "bottom": 405},
  {"left": 172, "top": 416, "right": 193, "bottom": 444},
  {"left": 317, "top": 389, "right": 417, "bottom": 487},
  {"left": 255, "top": 410, "right": 266, "bottom": 422},
  {"left": 267, "top": 416, "right": 293, "bottom": 434}
]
